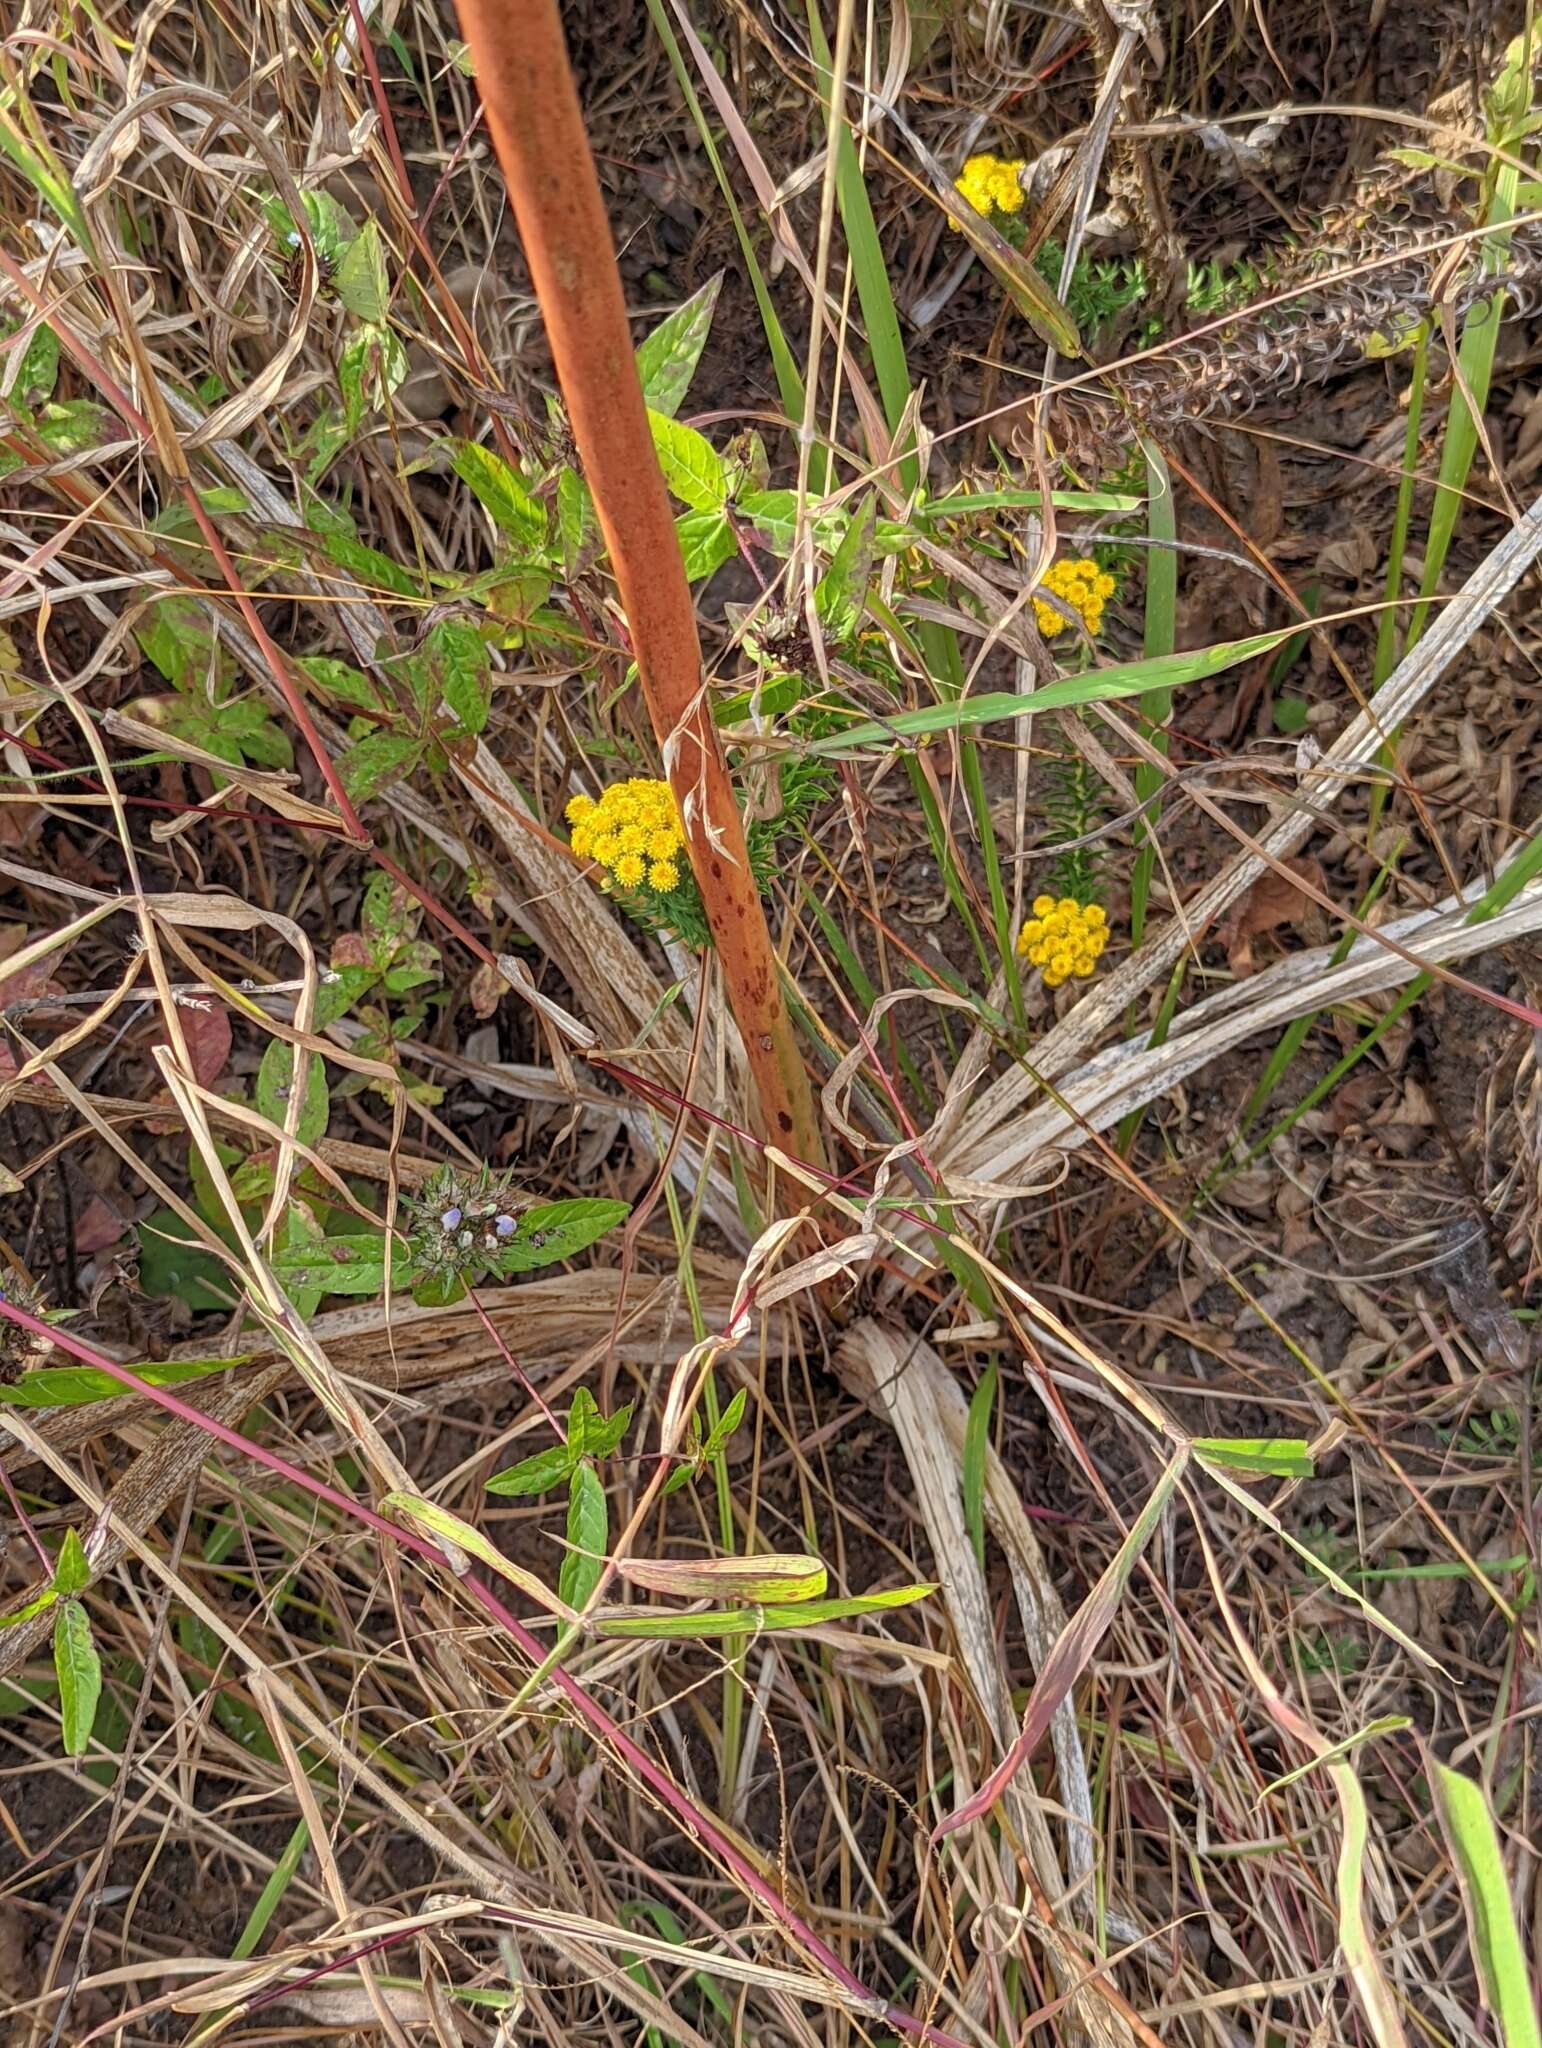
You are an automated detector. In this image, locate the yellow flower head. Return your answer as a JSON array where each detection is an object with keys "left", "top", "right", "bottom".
[
  {"left": 952, "top": 153, "right": 1027, "bottom": 227},
  {"left": 1031, "top": 557, "right": 1118, "bottom": 640},
  {"left": 1017, "top": 897, "right": 1111, "bottom": 987},
  {"left": 567, "top": 778, "right": 687, "bottom": 896}
]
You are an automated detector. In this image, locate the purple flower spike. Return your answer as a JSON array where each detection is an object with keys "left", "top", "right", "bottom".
[
  {"left": 439, "top": 1206, "right": 463, "bottom": 1231},
  {"left": 494, "top": 1215, "right": 517, "bottom": 1239}
]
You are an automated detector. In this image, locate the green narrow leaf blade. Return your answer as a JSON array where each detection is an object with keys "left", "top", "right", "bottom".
[
  {"left": 53, "top": 1600, "right": 101, "bottom": 1757},
  {"left": 558, "top": 1463, "right": 608, "bottom": 1611},
  {"left": 1432, "top": 1762, "right": 1542, "bottom": 2048}
]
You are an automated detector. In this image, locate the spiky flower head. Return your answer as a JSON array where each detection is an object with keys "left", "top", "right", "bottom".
[
  {"left": 1031, "top": 557, "right": 1117, "bottom": 640},
  {"left": 1017, "top": 896, "right": 1109, "bottom": 988}
]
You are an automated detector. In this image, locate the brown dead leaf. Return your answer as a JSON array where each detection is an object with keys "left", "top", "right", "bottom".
[
  {"left": 469, "top": 958, "right": 505, "bottom": 1020},
  {"left": 1217, "top": 856, "right": 1329, "bottom": 975},
  {"left": 181, "top": 1001, "right": 233, "bottom": 1088}
]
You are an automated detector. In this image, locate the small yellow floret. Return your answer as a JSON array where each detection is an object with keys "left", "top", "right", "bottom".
[
  {"left": 567, "top": 777, "right": 687, "bottom": 895},
  {"left": 952, "top": 154, "right": 1027, "bottom": 226},
  {"left": 1031, "top": 557, "right": 1118, "bottom": 640},
  {"left": 1017, "top": 897, "right": 1110, "bottom": 986}
]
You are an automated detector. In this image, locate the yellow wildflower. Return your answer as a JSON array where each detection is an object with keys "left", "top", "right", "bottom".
[
  {"left": 1031, "top": 557, "right": 1117, "bottom": 640},
  {"left": 952, "top": 153, "right": 1027, "bottom": 226},
  {"left": 1017, "top": 894, "right": 1110, "bottom": 988},
  {"left": 566, "top": 778, "right": 687, "bottom": 895}
]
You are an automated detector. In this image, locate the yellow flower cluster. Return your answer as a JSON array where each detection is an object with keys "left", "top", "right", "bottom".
[
  {"left": 953, "top": 154, "right": 1028, "bottom": 220},
  {"left": 1031, "top": 556, "right": 1117, "bottom": 640},
  {"left": 566, "top": 778, "right": 685, "bottom": 894},
  {"left": 1017, "top": 895, "right": 1109, "bottom": 988}
]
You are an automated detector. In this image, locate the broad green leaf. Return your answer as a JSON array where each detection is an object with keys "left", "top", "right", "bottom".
[
  {"left": 35, "top": 398, "right": 106, "bottom": 454},
  {"left": 0, "top": 1588, "right": 56, "bottom": 1631},
  {"left": 494, "top": 1198, "right": 631, "bottom": 1273},
  {"left": 675, "top": 509, "right": 735, "bottom": 581},
  {"left": 9, "top": 319, "right": 58, "bottom": 406},
  {"left": 1432, "top": 1761, "right": 1542, "bottom": 2048},
  {"left": 426, "top": 617, "right": 492, "bottom": 734},
  {"left": 338, "top": 321, "right": 407, "bottom": 428},
  {"left": 485, "top": 1442, "right": 576, "bottom": 1498},
  {"left": 1194, "top": 1437, "right": 1314, "bottom": 1478},
  {"left": 333, "top": 219, "right": 389, "bottom": 323},
  {"left": 451, "top": 440, "right": 548, "bottom": 546},
  {"left": 558, "top": 1463, "right": 608, "bottom": 1610},
  {"left": 319, "top": 527, "right": 422, "bottom": 598},
  {"left": 713, "top": 673, "right": 802, "bottom": 725},
  {"left": 52, "top": 1528, "right": 89, "bottom": 1596},
  {"left": 815, "top": 490, "right": 877, "bottom": 641},
  {"left": 297, "top": 189, "right": 357, "bottom": 264},
  {"left": 617, "top": 1553, "right": 827, "bottom": 1603},
  {"left": 0, "top": 1353, "right": 244, "bottom": 1409},
  {"left": 806, "top": 624, "right": 1303, "bottom": 756},
  {"left": 635, "top": 273, "right": 722, "bottom": 416},
  {"left": 135, "top": 1211, "right": 241, "bottom": 1312},
  {"left": 701, "top": 1387, "right": 745, "bottom": 1460},
  {"left": 255, "top": 1040, "right": 329, "bottom": 1147},
  {"left": 647, "top": 409, "right": 726, "bottom": 511},
  {"left": 594, "top": 1583, "right": 933, "bottom": 1639},
  {"left": 135, "top": 594, "right": 219, "bottom": 688},
  {"left": 383, "top": 1492, "right": 573, "bottom": 1618},
  {"left": 296, "top": 654, "right": 386, "bottom": 713},
  {"left": 736, "top": 490, "right": 865, "bottom": 557},
  {"left": 53, "top": 1600, "right": 101, "bottom": 1757},
  {"left": 338, "top": 729, "right": 422, "bottom": 802},
  {"left": 556, "top": 466, "right": 594, "bottom": 572},
  {"left": 410, "top": 1268, "right": 467, "bottom": 1309},
  {"left": 582, "top": 1398, "right": 633, "bottom": 1459},
  {"left": 270, "top": 1233, "right": 396, "bottom": 1299}
]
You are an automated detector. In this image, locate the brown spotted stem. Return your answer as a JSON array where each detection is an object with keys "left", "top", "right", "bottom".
[{"left": 448, "top": 0, "right": 825, "bottom": 1171}]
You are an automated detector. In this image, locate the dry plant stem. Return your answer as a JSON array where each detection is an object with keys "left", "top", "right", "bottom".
[
  {"left": 450, "top": 0, "right": 825, "bottom": 1170},
  {"left": 0, "top": 1298, "right": 962, "bottom": 2048}
]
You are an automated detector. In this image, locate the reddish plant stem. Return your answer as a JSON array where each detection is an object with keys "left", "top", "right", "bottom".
[
  {"left": 447, "top": 0, "right": 825, "bottom": 1170},
  {"left": 0, "top": 1295, "right": 962, "bottom": 2047}
]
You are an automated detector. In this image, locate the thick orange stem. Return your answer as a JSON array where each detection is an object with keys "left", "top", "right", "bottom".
[{"left": 451, "top": 0, "right": 825, "bottom": 1171}]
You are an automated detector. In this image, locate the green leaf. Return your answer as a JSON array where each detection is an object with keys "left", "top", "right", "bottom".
[
  {"left": 583, "top": 1398, "right": 633, "bottom": 1459},
  {"left": 558, "top": 1463, "right": 608, "bottom": 1610},
  {"left": 0, "top": 1588, "right": 56, "bottom": 1632},
  {"left": 337, "top": 729, "right": 422, "bottom": 802},
  {"left": 52, "top": 1528, "right": 89, "bottom": 1596},
  {"left": 702, "top": 1388, "right": 745, "bottom": 1460},
  {"left": 35, "top": 398, "right": 106, "bottom": 455},
  {"left": 815, "top": 490, "right": 877, "bottom": 641},
  {"left": 135, "top": 1211, "right": 241, "bottom": 1313},
  {"left": 9, "top": 319, "right": 58, "bottom": 406},
  {"left": 298, "top": 189, "right": 357, "bottom": 265},
  {"left": 450, "top": 440, "right": 548, "bottom": 546},
  {"left": 53, "top": 1600, "right": 101, "bottom": 1757},
  {"left": 1194, "top": 1437, "right": 1314, "bottom": 1478},
  {"left": 255, "top": 1040, "right": 330, "bottom": 1147},
  {"left": 675, "top": 508, "right": 735, "bottom": 581},
  {"left": 485, "top": 1442, "right": 577, "bottom": 1498},
  {"left": 135, "top": 594, "right": 220, "bottom": 689},
  {"left": 410, "top": 1268, "right": 467, "bottom": 1309},
  {"left": 0, "top": 1353, "right": 244, "bottom": 1409},
  {"left": 647, "top": 409, "right": 726, "bottom": 511},
  {"left": 735, "top": 489, "right": 855, "bottom": 557},
  {"left": 556, "top": 467, "right": 595, "bottom": 573},
  {"left": 296, "top": 654, "right": 386, "bottom": 713},
  {"left": 594, "top": 1583, "right": 933, "bottom": 1639},
  {"left": 319, "top": 527, "right": 422, "bottom": 598},
  {"left": 384, "top": 1492, "right": 573, "bottom": 1617},
  {"left": 618, "top": 1553, "right": 826, "bottom": 1602},
  {"left": 338, "top": 321, "right": 408, "bottom": 428},
  {"left": 332, "top": 219, "right": 389, "bottom": 323},
  {"left": 1431, "top": 1761, "right": 1542, "bottom": 2048},
  {"left": 805, "top": 624, "right": 1303, "bottom": 756},
  {"left": 270, "top": 1234, "right": 396, "bottom": 1300},
  {"left": 426, "top": 617, "right": 492, "bottom": 734},
  {"left": 635, "top": 273, "right": 722, "bottom": 416},
  {"left": 962, "top": 1364, "right": 996, "bottom": 1569},
  {"left": 493, "top": 1198, "right": 631, "bottom": 1274}
]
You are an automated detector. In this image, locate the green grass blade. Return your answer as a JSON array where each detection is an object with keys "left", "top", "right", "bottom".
[
  {"left": 1129, "top": 437, "right": 1176, "bottom": 948},
  {"left": 1432, "top": 1762, "right": 1542, "bottom": 2048}
]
